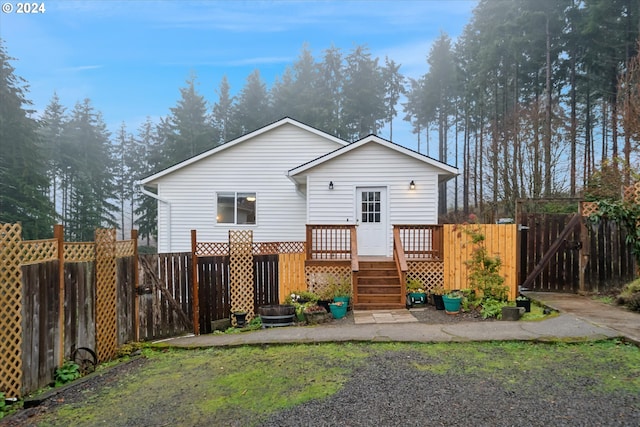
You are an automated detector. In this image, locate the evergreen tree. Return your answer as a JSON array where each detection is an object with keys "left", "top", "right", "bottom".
[
  {"left": 39, "top": 92, "right": 67, "bottom": 216},
  {"left": 234, "top": 69, "right": 272, "bottom": 134},
  {"left": 162, "top": 75, "right": 216, "bottom": 165},
  {"left": 316, "top": 45, "right": 344, "bottom": 136},
  {"left": 342, "top": 45, "right": 386, "bottom": 140},
  {"left": 133, "top": 118, "right": 159, "bottom": 246},
  {"left": 62, "top": 99, "right": 116, "bottom": 241},
  {"left": 382, "top": 56, "right": 405, "bottom": 141},
  {"left": 0, "top": 40, "right": 54, "bottom": 238},
  {"left": 114, "top": 123, "right": 139, "bottom": 239},
  {"left": 212, "top": 75, "right": 235, "bottom": 143},
  {"left": 270, "top": 67, "right": 296, "bottom": 121}
]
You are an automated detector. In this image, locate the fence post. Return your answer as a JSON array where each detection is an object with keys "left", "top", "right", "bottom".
[
  {"left": 95, "top": 229, "right": 117, "bottom": 362},
  {"left": 229, "top": 230, "right": 254, "bottom": 326},
  {"left": 131, "top": 229, "right": 140, "bottom": 342},
  {"left": 54, "top": 224, "right": 65, "bottom": 366},
  {"left": 191, "top": 230, "right": 199, "bottom": 335}
]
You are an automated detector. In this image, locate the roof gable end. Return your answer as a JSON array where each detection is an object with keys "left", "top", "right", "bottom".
[
  {"left": 288, "top": 134, "right": 458, "bottom": 177},
  {"left": 139, "top": 117, "right": 348, "bottom": 185}
]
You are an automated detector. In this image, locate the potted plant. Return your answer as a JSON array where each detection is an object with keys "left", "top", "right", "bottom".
[
  {"left": 327, "top": 277, "right": 352, "bottom": 306},
  {"left": 284, "top": 291, "right": 320, "bottom": 321},
  {"left": 303, "top": 304, "right": 328, "bottom": 324},
  {"left": 329, "top": 300, "right": 348, "bottom": 319},
  {"left": 430, "top": 286, "right": 446, "bottom": 310},
  {"left": 406, "top": 278, "right": 427, "bottom": 306},
  {"left": 516, "top": 295, "right": 531, "bottom": 312},
  {"left": 442, "top": 290, "right": 463, "bottom": 314}
]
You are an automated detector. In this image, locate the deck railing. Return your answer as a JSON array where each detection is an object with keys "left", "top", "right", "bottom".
[
  {"left": 394, "top": 224, "right": 443, "bottom": 260},
  {"left": 305, "top": 224, "right": 359, "bottom": 302},
  {"left": 306, "top": 224, "right": 357, "bottom": 261}
]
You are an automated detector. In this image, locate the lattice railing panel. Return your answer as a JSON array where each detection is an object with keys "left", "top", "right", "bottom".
[
  {"left": 20, "top": 239, "right": 57, "bottom": 265},
  {"left": 581, "top": 201, "right": 599, "bottom": 217},
  {"left": 64, "top": 242, "right": 95, "bottom": 262},
  {"left": 252, "top": 241, "right": 305, "bottom": 255},
  {"left": 407, "top": 261, "right": 444, "bottom": 293},
  {"left": 623, "top": 182, "right": 640, "bottom": 204},
  {"left": 229, "top": 230, "right": 254, "bottom": 326},
  {"left": 305, "top": 265, "right": 351, "bottom": 298},
  {"left": 196, "top": 242, "right": 229, "bottom": 256},
  {"left": 95, "top": 229, "right": 117, "bottom": 362},
  {"left": 115, "top": 240, "right": 135, "bottom": 258},
  {"left": 1, "top": 223, "right": 23, "bottom": 398}
]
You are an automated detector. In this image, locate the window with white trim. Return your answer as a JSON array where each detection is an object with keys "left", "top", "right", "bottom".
[{"left": 216, "top": 192, "right": 256, "bottom": 225}]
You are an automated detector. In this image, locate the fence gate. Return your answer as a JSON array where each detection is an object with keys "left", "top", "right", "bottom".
[
  {"left": 519, "top": 212, "right": 637, "bottom": 293},
  {"left": 138, "top": 254, "right": 193, "bottom": 341},
  {"left": 519, "top": 213, "right": 582, "bottom": 292}
]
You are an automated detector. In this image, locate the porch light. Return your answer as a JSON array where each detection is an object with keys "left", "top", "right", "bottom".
[
  {"left": 410, "top": 180, "right": 415, "bottom": 190},
  {"left": 329, "top": 181, "right": 334, "bottom": 190}
]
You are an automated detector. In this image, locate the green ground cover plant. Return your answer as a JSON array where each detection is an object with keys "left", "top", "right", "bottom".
[{"left": 19, "top": 340, "right": 640, "bottom": 426}]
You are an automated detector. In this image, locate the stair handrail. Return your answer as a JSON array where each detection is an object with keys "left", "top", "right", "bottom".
[
  {"left": 393, "top": 226, "right": 408, "bottom": 299},
  {"left": 350, "top": 226, "right": 359, "bottom": 304}
]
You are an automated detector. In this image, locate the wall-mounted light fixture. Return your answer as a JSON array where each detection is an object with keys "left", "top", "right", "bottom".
[
  {"left": 329, "top": 181, "right": 334, "bottom": 190},
  {"left": 409, "top": 180, "right": 416, "bottom": 190}
]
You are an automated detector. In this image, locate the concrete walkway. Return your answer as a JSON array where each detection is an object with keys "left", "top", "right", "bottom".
[
  {"left": 161, "top": 292, "right": 639, "bottom": 348},
  {"left": 525, "top": 292, "right": 640, "bottom": 345}
]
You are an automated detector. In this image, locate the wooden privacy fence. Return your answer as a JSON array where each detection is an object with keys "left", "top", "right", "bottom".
[
  {"left": 519, "top": 212, "right": 637, "bottom": 293},
  {"left": 0, "top": 224, "right": 137, "bottom": 398},
  {"left": 443, "top": 224, "right": 519, "bottom": 300},
  {"left": 191, "top": 231, "right": 306, "bottom": 333}
]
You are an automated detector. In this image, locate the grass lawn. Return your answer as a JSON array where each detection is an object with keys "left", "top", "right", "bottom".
[{"left": 11, "top": 340, "right": 640, "bottom": 426}]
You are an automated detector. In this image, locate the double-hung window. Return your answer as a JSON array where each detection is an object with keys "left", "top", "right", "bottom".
[{"left": 216, "top": 192, "right": 256, "bottom": 225}]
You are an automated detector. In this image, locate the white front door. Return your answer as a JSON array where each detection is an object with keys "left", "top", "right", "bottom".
[{"left": 357, "top": 187, "right": 387, "bottom": 256}]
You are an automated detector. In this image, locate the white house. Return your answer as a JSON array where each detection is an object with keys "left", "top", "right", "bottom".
[{"left": 138, "top": 117, "right": 458, "bottom": 255}]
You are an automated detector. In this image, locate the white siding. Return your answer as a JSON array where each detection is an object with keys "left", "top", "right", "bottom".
[
  {"left": 153, "top": 124, "right": 342, "bottom": 252},
  {"left": 305, "top": 143, "right": 442, "bottom": 256}
]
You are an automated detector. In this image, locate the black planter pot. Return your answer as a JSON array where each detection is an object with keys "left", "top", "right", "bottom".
[
  {"left": 317, "top": 300, "right": 331, "bottom": 313},
  {"left": 432, "top": 294, "right": 445, "bottom": 310},
  {"left": 233, "top": 311, "right": 248, "bottom": 328},
  {"left": 516, "top": 299, "right": 531, "bottom": 313}
]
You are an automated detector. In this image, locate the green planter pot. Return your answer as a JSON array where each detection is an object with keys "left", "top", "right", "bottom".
[
  {"left": 334, "top": 296, "right": 350, "bottom": 305},
  {"left": 442, "top": 295, "right": 462, "bottom": 314},
  {"left": 408, "top": 292, "right": 426, "bottom": 305},
  {"left": 329, "top": 303, "right": 348, "bottom": 319}
]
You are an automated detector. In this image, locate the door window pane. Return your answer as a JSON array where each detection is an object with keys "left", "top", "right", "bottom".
[{"left": 361, "top": 191, "right": 381, "bottom": 223}]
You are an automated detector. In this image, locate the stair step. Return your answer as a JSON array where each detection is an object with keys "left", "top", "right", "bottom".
[
  {"left": 358, "top": 284, "right": 400, "bottom": 295},
  {"left": 357, "top": 294, "right": 403, "bottom": 303},
  {"left": 359, "top": 261, "right": 395, "bottom": 269},
  {"left": 358, "top": 277, "right": 400, "bottom": 286},
  {"left": 355, "top": 260, "right": 404, "bottom": 310},
  {"left": 358, "top": 269, "right": 398, "bottom": 277},
  {"left": 354, "top": 303, "right": 407, "bottom": 310}
]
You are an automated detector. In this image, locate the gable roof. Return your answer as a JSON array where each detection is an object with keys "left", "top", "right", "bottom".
[
  {"left": 138, "top": 117, "right": 348, "bottom": 186},
  {"left": 288, "top": 134, "right": 459, "bottom": 183}
]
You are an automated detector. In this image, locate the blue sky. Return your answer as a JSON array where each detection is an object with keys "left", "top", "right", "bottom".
[{"left": 1, "top": 0, "right": 476, "bottom": 154}]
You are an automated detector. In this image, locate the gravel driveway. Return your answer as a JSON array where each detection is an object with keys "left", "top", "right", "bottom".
[
  {"left": 259, "top": 348, "right": 640, "bottom": 427},
  {"left": 4, "top": 340, "right": 639, "bottom": 427}
]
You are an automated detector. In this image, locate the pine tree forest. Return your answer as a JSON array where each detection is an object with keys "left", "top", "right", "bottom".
[{"left": 1, "top": 0, "right": 639, "bottom": 243}]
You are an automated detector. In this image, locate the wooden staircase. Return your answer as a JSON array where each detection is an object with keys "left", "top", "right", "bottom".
[{"left": 353, "top": 260, "right": 405, "bottom": 310}]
